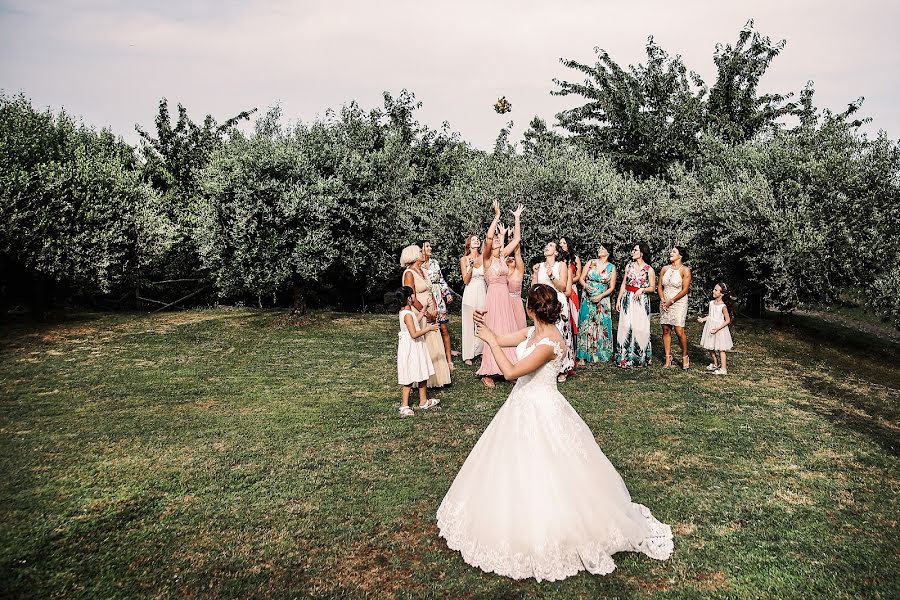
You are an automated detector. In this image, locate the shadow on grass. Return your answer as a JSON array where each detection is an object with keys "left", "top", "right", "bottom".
[
  {"left": 780, "top": 312, "right": 900, "bottom": 361},
  {"left": 766, "top": 312, "right": 900, "bottom": 456},
  {"left": 796, "top": 375, "right": 899, "bottom": 456}
]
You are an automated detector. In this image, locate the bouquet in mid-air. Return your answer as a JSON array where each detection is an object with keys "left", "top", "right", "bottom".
[{"left": 493, "top": 96, "right": 512, "bottom": 114}]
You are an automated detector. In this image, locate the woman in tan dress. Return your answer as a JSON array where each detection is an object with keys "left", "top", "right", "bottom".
[
  {"left": 402, "top": 245, "right": 452, "bottom": 387},
  {"left": 657, "top": 246, "right": 691, "bottom": 370}
]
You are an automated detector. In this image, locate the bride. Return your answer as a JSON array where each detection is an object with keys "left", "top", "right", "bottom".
[{"left": 436, "top": 284, "right": 673, "bottom": 582}]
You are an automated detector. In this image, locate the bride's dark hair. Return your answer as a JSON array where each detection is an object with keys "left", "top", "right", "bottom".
[{"left": 527, "top": 284, "right": 562, "bottom": 324}]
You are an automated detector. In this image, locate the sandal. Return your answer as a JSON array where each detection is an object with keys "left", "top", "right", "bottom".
[
  {"left": 481, "top": 377, "right": 495, "bottom": 388},
  {"left": 398, "top": 406, "right": 415, "bottom": 417},
  {"left": 557, "top": 374, "right": 567, "bottom": 383},
  {"left": 713, "top": 368, "right": 728, "bottom": 376},
  {"left": 663, "top": 354, "right": 672, "bottom": 369},
  {"left": 464, "top": 360, "right": 473, "bottom": 366},
  {"left": 706, "top": 363, "right": 718, "bottom": 371},
  {"left": 682, "top": 355, "right": 690, "bottom": 370},
  {"left": 418, "top": 398, "right": 440, "bottom": 409}
]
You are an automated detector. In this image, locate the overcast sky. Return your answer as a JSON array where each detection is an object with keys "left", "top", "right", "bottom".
[{"left": 2, "top": 0, "right": 898, "bottom": 149}]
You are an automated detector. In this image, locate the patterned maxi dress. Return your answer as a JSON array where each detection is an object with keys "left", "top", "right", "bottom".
[
  {"left": 425, "top": 258, "right": 454, "bottom": 324},
  {"left": 616, "top": 263, "right": 652, "bottom": 368},
  {"left": 576, "top": 262, "right": 614, "bottom": 363}
]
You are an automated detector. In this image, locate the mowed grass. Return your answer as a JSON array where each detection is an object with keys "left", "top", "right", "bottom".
[{"left": 0, "top": 308, "right": 898, "bottom": 599}]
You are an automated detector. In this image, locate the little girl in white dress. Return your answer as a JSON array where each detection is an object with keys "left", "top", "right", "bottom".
[
  {"left": 698, "top": 282, "right": 735, "bottom": 375},
  {"left": 396, "top": 286, "right": 440, "bottom": 416}
]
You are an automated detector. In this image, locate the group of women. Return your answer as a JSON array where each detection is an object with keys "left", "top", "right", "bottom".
[{"left": 399, "top": 200, "right": 699, "bottom": 392}]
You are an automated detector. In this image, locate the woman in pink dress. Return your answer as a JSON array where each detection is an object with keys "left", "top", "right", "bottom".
[
  {"left": 507, "top": 224, "right": 527, "bottom": 330},
  {"left": 477, "top": 201, "right": 524, "bottom": 388}
]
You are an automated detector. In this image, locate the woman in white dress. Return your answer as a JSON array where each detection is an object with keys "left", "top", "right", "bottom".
[
  {"left": 437, "top": 284, "right": 673, "bottom": 582},
  {"left": 533, "top": 241, "right": 575, "bottom": 381},
  {"left": 459, "top": 234, "right": 487, "bottom": 365},
  {"left": 658, "top": 246, "right": 692, "bottom": 370}
]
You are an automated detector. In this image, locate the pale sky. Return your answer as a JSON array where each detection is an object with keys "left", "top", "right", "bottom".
[{"left": 2, "top": 0, "right": 898, "bottom": 149}]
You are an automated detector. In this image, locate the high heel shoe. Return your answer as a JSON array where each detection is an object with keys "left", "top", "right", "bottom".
[
  {"left": 682, "top": 355, "right": 690, "bottom": 370},
  {"left": 662, "top": 354, "right": 672, "bottom": 369}
]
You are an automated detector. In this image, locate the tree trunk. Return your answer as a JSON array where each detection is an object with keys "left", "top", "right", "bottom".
[{"left": 291, "top": 282, "right": 307, "bottom": 315}]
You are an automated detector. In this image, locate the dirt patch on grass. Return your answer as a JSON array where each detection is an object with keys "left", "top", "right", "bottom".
[
  {"left": 309, "top": 519, "right": 430, "bottom": 595},
  {"left": 693, "top": 570, "right": 730, "bottom": 591},
  {"left": 770, "top": 488, "right": 815, "bottom": 509}
]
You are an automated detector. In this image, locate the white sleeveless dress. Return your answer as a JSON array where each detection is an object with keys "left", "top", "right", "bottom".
[
  {"left": 397, "top": 309, "right": 435, "bottom": 385},
  {"left": 461, "top": 264, "right": 487, "bottom": 361},
  {"left": 437, "top": 327, "right": 673, "bottom": 581},
  {"left": 659, "top": 267, "right": 689, "bottom": 327},
  {"left": 536, "top": 262, "right": 575, "bottom": 375}
]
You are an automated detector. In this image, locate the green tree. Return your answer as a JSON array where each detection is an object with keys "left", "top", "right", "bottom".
[
  {"left": 553, "top": 36, "right": 706, "bottom": 177},
  {"left": 705, "top": 20, "right": 797, "bottom": 143},
  {"left": 0, "top": 93, "right": 151, "bottom": 305}
]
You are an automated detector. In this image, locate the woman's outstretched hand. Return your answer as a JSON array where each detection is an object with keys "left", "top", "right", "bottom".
[
  {"left": 511, "top": 203, "right": 524, "bottom": 219},
  {"left": 492, "top": 199, "right": 501, "bottom": 217}
]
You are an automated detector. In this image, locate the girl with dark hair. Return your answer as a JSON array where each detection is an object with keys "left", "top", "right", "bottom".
[
  {"left": 437, "top": 283, "right": 673, "bottom": 581},
  {"left": 658, "top": 246, "right": 692, "bottom": 369},
  {"left": 698, "top": 282, "right": 734, "bottom": 375},
  {"left": 507, "top": 228, "right": 527, "bottom": 330},
  {"left": 615, "top": 242, "right": 656, "bottom": 368},
  {"left": 460, "top": 234, "right": 487, "bottom": 365},
  {"left": 396, "top": 286, "right": 440, "bottom": 416},
  {"left": 577, "top": 243, "right": 617, "bottom": 364}
]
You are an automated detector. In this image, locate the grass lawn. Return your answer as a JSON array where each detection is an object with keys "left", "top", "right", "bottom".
[{"left": 1, "top": 308, "right": 898, "bottom": 598}]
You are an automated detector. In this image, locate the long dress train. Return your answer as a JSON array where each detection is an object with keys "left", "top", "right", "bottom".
[{"left": 437, "top": 328, "right": 673, "bottom": 581}]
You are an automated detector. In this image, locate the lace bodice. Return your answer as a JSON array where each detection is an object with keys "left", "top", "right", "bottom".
[
  {"left": 486, "top": 258, "right": 509, "bottom": 286},
  {"left": 662, "top": 267, "right": 684, "bottom": 298},
  {"left": 512, "top": 328, "right": 566, "bottom": 392},
  {"left": 470, "top": 265, "right": 485, "bottom": 283}
]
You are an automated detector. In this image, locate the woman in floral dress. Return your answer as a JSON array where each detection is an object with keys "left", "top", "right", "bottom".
[
  {"left": 422, "top": 240, "right": 455, "bottom": 369},
  {"left": 615, "top": 242, "right": 656, "bottom": 368},
  {"left": 576, "top": 244, "right": 617, "bottom": 364}
]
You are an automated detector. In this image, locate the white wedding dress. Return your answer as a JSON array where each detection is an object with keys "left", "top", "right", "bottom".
[{"left": 436, "top": 327, "right": 673, "bottom": 581}]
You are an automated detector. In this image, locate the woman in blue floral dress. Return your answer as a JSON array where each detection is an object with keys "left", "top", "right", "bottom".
[
  {"left": 576, "top": 244, "right": 617, "bottom": 364},
  {"left": 615, "top": 242, "right": 656, "bottom": 368}
]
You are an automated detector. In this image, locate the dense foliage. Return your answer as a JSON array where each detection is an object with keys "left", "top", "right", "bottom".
[{"left": 0, "top": 22, "right": 897, "bottom": 324}]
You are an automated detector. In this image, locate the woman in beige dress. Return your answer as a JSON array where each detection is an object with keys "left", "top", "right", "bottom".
[
  {"left": 657, "top": 246, "right": 691, "bottom": 370},
  {"left": 402, "top": 245, "right": 452, "bottom": 387}
]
